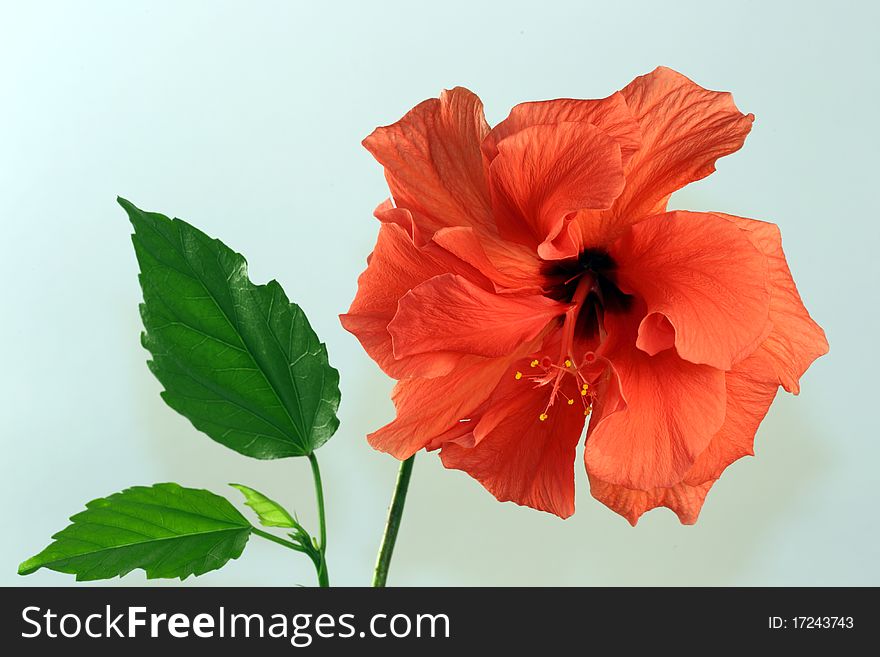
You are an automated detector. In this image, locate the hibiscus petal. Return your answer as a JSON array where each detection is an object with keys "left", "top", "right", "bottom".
[
  {"left": 588, "top": 476, "right": 714, "bottom": 526},
  {"left": 615, "top": 66, "right": 755, "bottom": 228},
  {"left": 612, "top": 211, "right": 772, "bottom": 370},
  {"left": 481, "top": 92, "right": 642, "bottom": 260},
  {"left": 431, "top": 226, "right": 545, "bottom": 293},
  {"left": 482, "top": 91, "right": 642, "bottom": 168},
  {"left": 683, "top": 347, "right": 780, "bottom": 486},
  {"left": 488, "top": 122, "right": 625, "bottom": 256},
  {"left": 340, "top": 313, "right": 463, "bottom": 379},
  {"left": 368, "top": 354, "right": 516, "bottom": 459},
  {"left": 341, "top": 222, "right": 485, "bottom": 378},
  {"left": 587, "top": 216, "right": 826, "bottom": 524},
  {"left": 635, "top": 312, "right": 676, "bottom": 356},
  {"left": 715, "top": 213, "right": 829, "bottom": 393},
  {"left": 371, "top": 198, "right": 422, "bottom": 243},
  {"left": 440, "top": 372, "right": 587, "bottom": 518},
  {"left": 388, "top": 273, "right": 567, "bottom": 359},
  {"left": 586, "top": 308, "right": 727, "bottom": 490},
  {"left": 588, "top": 345, "right": 780, "bottom": 525},
  {"left": 363, "top": 87, "right": 494, "bottom": 245}
]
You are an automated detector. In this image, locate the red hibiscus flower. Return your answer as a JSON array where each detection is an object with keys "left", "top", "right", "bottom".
[{"left": 342, "top": 67, "right": 828, "bottom": 524}]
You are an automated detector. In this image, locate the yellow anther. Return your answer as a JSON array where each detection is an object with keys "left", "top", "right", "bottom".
[
  {"left": 567, "top": 399, "right": 574, "bottom": 406},
  {"left": 564, "top": 359, "right": 572, "bottom": 368},
  {"left": 539, "top": 413, "right": 548, "bottom": 422},
  {"left": 514, "top": 371, "right": 523, "bottom": 380},
  {"left": 584, "top": 407, "right": 592, "bottom": 416},
  {"left": 582, "top": 383, "right": 589, "bottom": 390},
  {"left": 581, "top": 389, "right": 588, "bottom": 396},
  {"left": 530, "top": 359, "right": 539, "bottom": 368}
]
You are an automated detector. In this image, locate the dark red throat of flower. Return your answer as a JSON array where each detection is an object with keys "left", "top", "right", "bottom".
[
  {"left": 546, "top": 248, "right": 633, "bottom": 338},
  {"left": 513, "top": 249, "right": 633, "bottom": 423}
]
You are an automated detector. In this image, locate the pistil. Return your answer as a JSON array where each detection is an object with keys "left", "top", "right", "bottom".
[{"left": 516, "top": 274, "right": 598, "bottom": 422}]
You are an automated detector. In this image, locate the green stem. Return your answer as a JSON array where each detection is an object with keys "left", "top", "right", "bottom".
[
  {"left": 307, "top": 452, "right": 329, "bottom": 587},
  {"left": 372, "top": 455, "right": 415, "bottom": 587},
  {"left": 251, "top": 527, "right": 302, "bottom": 552}
]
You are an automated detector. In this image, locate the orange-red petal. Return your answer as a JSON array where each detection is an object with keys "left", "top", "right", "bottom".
[
  {"left": 716, "top": 213, "right": 829, "bottom": 393},
  {"left": 481, "top": 91, "right": 642, "bottom": 260},
  {"left": 683, "top": 347, "right": 780, "bottom": 486},
  {"left": 588, "top": 476, "right": 714, "bottom": 526},
  {"left": 482, "top": 91, "right": 642, "bottom": 168},
  {"left": 341, "top": 222, "right": 485, "bottom": 378},
  {"left": 431, "top": 226, "right": 545, "bottom": 293},
  {"left": 586, "top": 307, "right": 727, "bottom": 490},
  {"left": 488, "top": 121, "right": 625, "bottom": 256},
  {"left": 587, "top": 214, "right": 827, "bottom": 524},
  {"left": 615, "top": 66, "right": 755, "bottom": 227},
  {"left": 363, "top": 87, "right": 494, "bottom": 245},
  {"left": 440, "top": 371, "right": 587, "bottom": 518},
  {"left": 388, "top": 273, "right": 566, "bottom": 359},
  {"left": 588, "top": 340, "right": 781, "bottom": 525},
  {"left": 611, "top": 211, "right": 772, "bottom": 370},
  {"left": 571, "top": 67, "right": 755, "bottom": 250},
  {"left": 368, "top": 354, "right": 516, "bottom": 459}
]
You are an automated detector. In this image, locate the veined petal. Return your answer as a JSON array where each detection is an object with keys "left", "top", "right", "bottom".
[
  {"left": 440, "top": 371, "right": 587, "bottom": 518},
  {"left": 432, "top": 226, "right": 545, "bottom": 293},
  {"left": 368, "top": 354, "right": 516, "bottom": 459},
  {"left": 339, "top": 313, "right": 463, "bottom": 379},
  {"left": 615, "top": 66, "right": 755, "bottom": 229},
  {"left": 488, "top": 122, "right": 625, "bottom": 256},
  {"left": 586, "top": 307, "right": 727, "bottom": 490},
  {"left": 481, "top": 92, "right": 641, "bottom": 260},
  {"left": 612, "top": 211, "right": 772, "bottom": 370},
  {"left": 683, "top": 346, "right": 780, "bottom": 486},
  {"left": 715, "top": 213, "right": 828, "bottom": 393},
  {"left": 388, "top": 273, "right": 567, "bottom": 359},
  {"left": 371, "top": 198, "right": 422, "bottom": 243},
  {"left": 341, "top": 222, "right": 487, "bottom": 379},
  {"left": 363, "top": 87, "right": 494, "bottom": 245},
  {"left": 589, "top": 345, "right": 780, "bottom": 525},
  {"left": 482, "top": 92, "right": 641, "bottom": 168},
  {"left": 587, "top": 215, "right": 825, "bottom": 524},
  {"left": 572, "top": 67, "right": 755, "bottom": 249},
  {"left": 588, "top": 476, "right": 714, "bottom": 526}
]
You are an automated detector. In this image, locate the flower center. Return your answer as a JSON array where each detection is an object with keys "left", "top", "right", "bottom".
[
  {"left": 545, "top": 248, "right": 632, "bottom": 315},
  {"left": 513, "top": 248, "right": 632, "bottom": 423}
]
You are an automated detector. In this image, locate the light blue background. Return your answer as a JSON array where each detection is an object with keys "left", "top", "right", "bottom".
[{"left": 2, "top": 0, "right": 877, "bottom": 586}]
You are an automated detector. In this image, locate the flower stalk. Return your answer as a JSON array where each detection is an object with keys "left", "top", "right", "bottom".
[{"left": 372, "top": 455, "right": 415, "bottom": 587}]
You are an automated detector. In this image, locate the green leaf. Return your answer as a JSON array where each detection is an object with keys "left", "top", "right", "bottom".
[
  {"left": 19, "top": 483, "right": 252, "bottom": 581},
  {"left": 121, "top": 197, "right": 341, "bottom": 459},
  {"left": 230, "top": 483, "right": 296, "bottom": 528}
]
